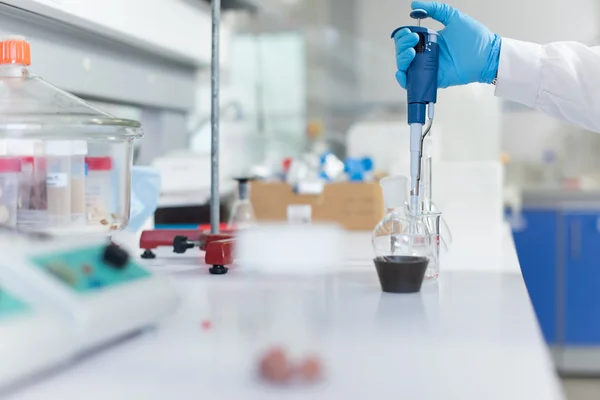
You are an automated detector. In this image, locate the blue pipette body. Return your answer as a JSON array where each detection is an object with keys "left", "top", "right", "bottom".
[
  {"left": 391, "top": 18, "right": 439, "bottom": 124},
  {"left": 391, "top": 10, "right": 440, "bottom": 214}
]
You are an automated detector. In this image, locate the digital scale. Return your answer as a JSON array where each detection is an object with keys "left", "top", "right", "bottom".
[
  {"left": 0, "top": 285, "right": 73, "bottom": 389},
  {"left": 0, "top": 230, "right": 178, "bottom": 390}
]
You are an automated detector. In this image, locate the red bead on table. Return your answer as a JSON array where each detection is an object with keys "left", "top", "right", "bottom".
[{"left": 201, "top": 320, "right": 212, "bottom": 331}]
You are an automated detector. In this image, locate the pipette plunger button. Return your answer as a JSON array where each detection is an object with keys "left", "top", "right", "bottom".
[{"left": 410, "top": 9, "right": 428, "bottom": 20}]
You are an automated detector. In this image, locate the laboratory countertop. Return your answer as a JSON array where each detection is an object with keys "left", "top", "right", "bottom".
[{"left": 8, "top": 233, "right": 565, "bottom": 400}]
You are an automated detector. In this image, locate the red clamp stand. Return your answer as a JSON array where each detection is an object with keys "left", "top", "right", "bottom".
[{"left": 139, "top": 229, "right": 236, "bottom": 274}]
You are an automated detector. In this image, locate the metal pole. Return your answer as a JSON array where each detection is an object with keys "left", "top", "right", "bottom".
[{"left": 210, "top": 0, "right": 221, "bottom": 234}]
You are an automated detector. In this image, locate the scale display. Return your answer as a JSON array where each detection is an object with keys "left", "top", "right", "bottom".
[{"left": 0, "top": 288, "right": 29, "bottom": 320}]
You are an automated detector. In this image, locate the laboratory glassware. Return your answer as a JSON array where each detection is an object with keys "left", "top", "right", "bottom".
[
  {"left": 373, "top": 255, "right": 429, "bottom": 293},
  {"left": 0, "top": 36, "right": 142, "bottom": 234},
  {"left": 372, "top": 175, "right": 438, "bottom": 265},
  {"left": 227, "top": 177, "right": 256, "bottom": 230},
  {"left": 234, "top": 224, "right": 343, "bottom": 384},
  {"left": 371, "top": 211, "right": 436, "bottom": 261},
  {"left": 383, "top": 174, "right": 447, "bottom": 281}
]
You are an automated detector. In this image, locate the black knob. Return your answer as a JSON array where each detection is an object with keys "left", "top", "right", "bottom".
[
  {"left": 173, "top": 235, "right": 195, "bottom": 254},
  {"left": 102, "top": 243, "right": 130, "bottom": 270},
  {"left": 141, "top": 249, "right": 156, "bottom": 259}
]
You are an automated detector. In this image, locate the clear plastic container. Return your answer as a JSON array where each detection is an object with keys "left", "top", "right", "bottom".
[
  {"left": 0, "top": 157, "right": 21, "bottom": 227},
  {"left": 85, "top": 156, "right": 112, "bottom": 225},
  {"left": 0, "top": 36, "right": 142, "bottom": 234},
  {"left": 45, "top": 140, "right": 71, "bottom": 227},
  {"left": 229, "top": 224, "right": 343, "bottom": 386}
]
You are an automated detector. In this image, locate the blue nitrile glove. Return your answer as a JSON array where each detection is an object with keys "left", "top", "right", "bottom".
[{"left": 393, "top": 1, "right": 502, "bottom": 89}]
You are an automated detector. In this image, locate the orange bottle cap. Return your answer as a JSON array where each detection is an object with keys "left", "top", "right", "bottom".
[{"left": 0, "top": 36, "right": 31, "bottom": 66}]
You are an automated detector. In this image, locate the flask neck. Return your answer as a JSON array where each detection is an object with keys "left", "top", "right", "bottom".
[
  {"left": 0, "top": 64, "right": 27, "bottom": 77},
  {"left": 238, "top": 181, "right": 250, "bottom": 201}
]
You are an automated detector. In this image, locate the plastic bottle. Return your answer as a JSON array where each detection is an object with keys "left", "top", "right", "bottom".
[
  {"left": 6, "top": 140, "right": 47, "bottom": 229},
  {"left": 71, "top": 141, "right": 87, "bottom": 224},
  {"left": 0, "top": 157, "right": 21, "bottom": 227},
  {"left": 85, "top": 156, "right": 112, "bottom": 224},
  {"left": 6, "top": 140, "right": 35, "bottom": 214},
  {"left": 45, "top": 140, "right": 72, "bottom": 227}
]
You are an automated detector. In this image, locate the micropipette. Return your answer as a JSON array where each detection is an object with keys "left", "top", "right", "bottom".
[{"left": 391, "top": 9, "right": 440, "bottom": 216}]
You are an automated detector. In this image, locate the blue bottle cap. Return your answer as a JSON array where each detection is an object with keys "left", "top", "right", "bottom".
[
  {"left": 361, "top": 157, "right": 374, "bottom": 172},
  {"left": 349, "top": 172, "right": 364, "bottom": 182}
]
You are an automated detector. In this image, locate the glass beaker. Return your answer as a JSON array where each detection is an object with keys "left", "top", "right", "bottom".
[
  {"left": 228, "top": 177, "right": 256, "bottom": 230},
  {"left": 420, "top": 210, "right": 442, "bottom": 281}
]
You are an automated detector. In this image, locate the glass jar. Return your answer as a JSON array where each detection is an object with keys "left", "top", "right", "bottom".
[{"left": 0, "top": 36, "right": 142, "bottom": 235}]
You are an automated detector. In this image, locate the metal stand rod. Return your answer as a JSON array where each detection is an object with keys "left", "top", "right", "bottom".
[{"left": 210, "top": 0, "right": 221, "bottom": 235}]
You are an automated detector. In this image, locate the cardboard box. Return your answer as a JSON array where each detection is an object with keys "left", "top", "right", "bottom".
[{"left": 250, "top": 181, "right": 384, "bottom": 230}]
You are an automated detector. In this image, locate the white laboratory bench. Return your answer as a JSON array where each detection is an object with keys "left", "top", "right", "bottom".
[{"left": 6, "top": 230, "right": 566, "bottom": 400}]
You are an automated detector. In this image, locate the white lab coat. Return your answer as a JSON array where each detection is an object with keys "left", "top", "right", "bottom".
[{"left": 495, "top": 38, "right": 600, "bottom": 133}]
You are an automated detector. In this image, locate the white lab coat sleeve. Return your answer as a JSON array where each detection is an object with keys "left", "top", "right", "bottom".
[{"left": 495, "top": 38, "right": 600, "bottom": 133}]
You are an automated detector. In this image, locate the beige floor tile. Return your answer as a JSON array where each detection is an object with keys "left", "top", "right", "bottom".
[{"left": 562, "top": 379, "right": 600, "bottom": 400}]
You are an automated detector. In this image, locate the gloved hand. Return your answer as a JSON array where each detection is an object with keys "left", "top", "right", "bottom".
[{"left": 393, "top": 1, "right": 502, "bottom": 89}]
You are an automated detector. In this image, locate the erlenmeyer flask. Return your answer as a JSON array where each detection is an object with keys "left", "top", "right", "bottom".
[
  {"left": 372, "top": 176, "right": 437, "bottom": 263},
  {"left": 228, "top": 177, "right": 256, "bottom": 230}
]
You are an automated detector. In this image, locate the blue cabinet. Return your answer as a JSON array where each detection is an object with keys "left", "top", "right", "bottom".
[
  {"left": 512, "top": 210, "right": 559, "bottom": 344},
  {"left": 563, "top": 212, "right": 600, "bottom": 345},
  {"left": 512, "top": 208, "right": 600, "bottom": 348}
]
